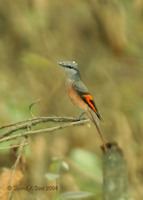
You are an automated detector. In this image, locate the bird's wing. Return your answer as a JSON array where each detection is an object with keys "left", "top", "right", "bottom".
[{"left": 73, "top": 80, "right": 103, "bottom": 121}]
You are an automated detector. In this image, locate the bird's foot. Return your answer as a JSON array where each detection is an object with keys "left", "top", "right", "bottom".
[{"left": 75, "top": 112, "right": 85, "bottom": 121}]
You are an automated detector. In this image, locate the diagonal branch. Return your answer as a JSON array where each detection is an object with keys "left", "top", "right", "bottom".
[
  {"left": 0, "top": 141, "right": 29, "bottom": 150},
  {"left": 0, "top": 118, "right": 89, "bottom": 144},
  {"left": 0, "top": 116, "right": 85, "bottom": 139}
]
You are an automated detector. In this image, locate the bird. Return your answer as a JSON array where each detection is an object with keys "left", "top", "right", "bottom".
[{"left": 58, "top": 61, "right": 109, "bottom": 155}]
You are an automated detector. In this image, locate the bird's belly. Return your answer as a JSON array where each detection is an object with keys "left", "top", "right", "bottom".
[{"left": 66, "top": 82, "right": 88, "bottom": 111}]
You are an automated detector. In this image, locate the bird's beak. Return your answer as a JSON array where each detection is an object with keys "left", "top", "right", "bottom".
[{"left": 58, "top": 62, "right": 64, "bottom": 67}]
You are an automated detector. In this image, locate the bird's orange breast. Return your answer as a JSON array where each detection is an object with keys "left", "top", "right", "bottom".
[{"left": 66, "top": 81, "right": 88, "bottom": 111}]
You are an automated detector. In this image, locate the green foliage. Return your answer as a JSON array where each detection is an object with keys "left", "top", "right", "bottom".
[{"left": 70, "top": 148, "right": 102, "bottom": 181}]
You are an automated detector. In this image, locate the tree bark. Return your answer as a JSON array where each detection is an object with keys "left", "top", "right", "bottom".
[{"left": 102, "top": 142, "right": 128, "bottom": 200}]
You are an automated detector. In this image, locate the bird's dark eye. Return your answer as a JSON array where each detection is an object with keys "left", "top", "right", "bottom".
[{"left": 68, "top": 66, "right": 73, "bottom": 69}]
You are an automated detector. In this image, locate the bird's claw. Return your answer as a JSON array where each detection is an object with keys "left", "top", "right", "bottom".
[{"left": 74, "top": 112, "right": 86, "bottom": 121}]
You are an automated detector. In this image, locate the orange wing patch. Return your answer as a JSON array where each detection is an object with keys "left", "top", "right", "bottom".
[{"left": 82, "top": 94, "right": 97, "bottom": 112}]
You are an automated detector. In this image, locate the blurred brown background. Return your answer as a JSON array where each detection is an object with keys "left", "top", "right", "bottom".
[{"left": 0, "top": 0, "right": 143, "bottom": 199}]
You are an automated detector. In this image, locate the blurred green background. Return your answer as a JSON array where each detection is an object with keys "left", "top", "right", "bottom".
[{"left": 0, "top": 0, "right": 143, "bottom": 199}]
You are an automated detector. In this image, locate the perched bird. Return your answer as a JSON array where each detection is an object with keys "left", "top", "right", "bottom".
[{"left": 58, "top": 61, "right": 109, "bottom": 154}]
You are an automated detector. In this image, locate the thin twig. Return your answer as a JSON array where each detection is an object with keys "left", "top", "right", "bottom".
[
  {"left": 0, "top": 116, "right": 83, "bottom": 139},
  {"left": 29, "top": 99, "right": 41, "bottom": 118},
  {"left": 0, "top": 119, "right": 33, "bottom": 130},
  {"left": 0, "top": 141, "right": 29, "bottom": 150},
  {"left": 0, "top": 99, "right": 41, "bottom": 130},
  {"left": 0, "top": 119, "right": 89, "bottom": 144},
  {"left": 11, "top": 138, "right": 27, "bottom": 171}
]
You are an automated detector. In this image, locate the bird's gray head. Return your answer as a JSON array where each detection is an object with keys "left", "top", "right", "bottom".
[{"left": 58, "top": 61, "right": 81, "bottom": 80}]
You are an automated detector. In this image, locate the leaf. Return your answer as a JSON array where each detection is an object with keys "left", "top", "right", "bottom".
[
  {"left": 61, "top": 161, "right": 69, "bottom": 171},
  {"left": 49, "top": 162, "right": 60, "bottom": 171},
  {"left": 0, "top": 169, "right": 23, "bottom": 200},
  {"left": 45, "top": 173, "right": 60, "bottom": 181},
  {"left": 60, "top": 191, "right": 94, "bottom": 199}
]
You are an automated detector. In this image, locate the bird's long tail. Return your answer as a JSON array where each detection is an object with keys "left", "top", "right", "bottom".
[{"left": 87, "top": 110, "right": 109, "bottom": 156}]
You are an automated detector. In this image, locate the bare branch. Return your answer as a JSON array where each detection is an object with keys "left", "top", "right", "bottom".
[
  {"left": 0, "top": 119, "right": 32, "bottom": 130},
  {"left": 11, "top": 138, "right": 28, "bottom": 170},
  {"left": 0, "top": 119, "right": 89, "bottom": 144},
  {"left": 0, "top": 116, "right": 82, "bottom": 139}
]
